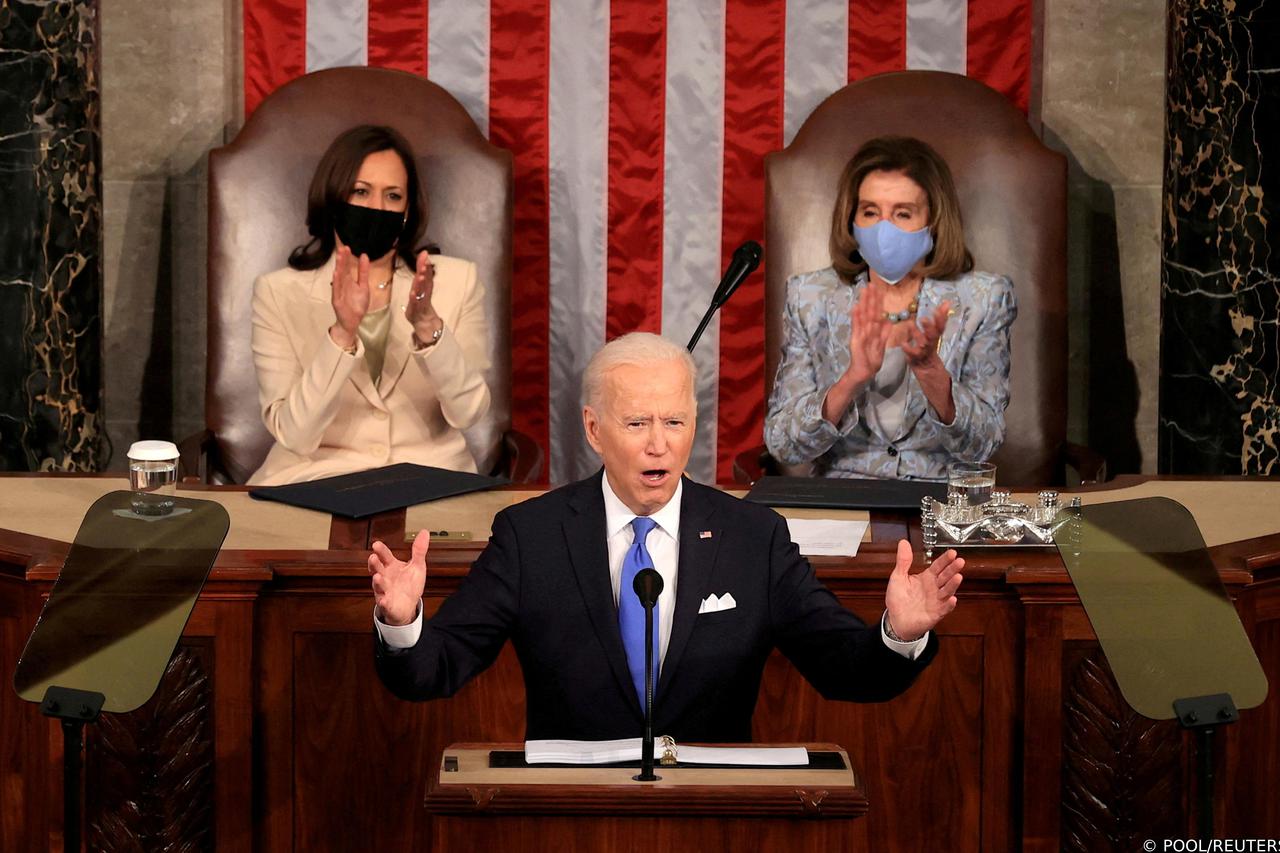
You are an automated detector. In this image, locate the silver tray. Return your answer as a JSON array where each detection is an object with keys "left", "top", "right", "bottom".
[{"left": 921, "top": 491, "right": 1082, "bottom": 559}]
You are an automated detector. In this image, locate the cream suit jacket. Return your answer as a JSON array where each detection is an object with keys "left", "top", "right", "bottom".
[{"left": 246, "top": 254, "right": 491, "bottom": 486}]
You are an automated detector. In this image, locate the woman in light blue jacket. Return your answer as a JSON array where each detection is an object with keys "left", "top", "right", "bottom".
[{"left": 764, "top": 136, "right": 1015, "bottom": 481}]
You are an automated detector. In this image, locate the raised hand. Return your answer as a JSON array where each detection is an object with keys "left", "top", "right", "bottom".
[
  {"left": 404, "top": 250, "right": 443, "bottom": 346},
  {"left": 884, "top": 540, "right": 963, "bottom": 642},
  {"left": 847, "top": 283, "right": 892, "bottom": 386},
  {"left": 330, "top": 245, "right": 371, "bottom": 347},
  {"left": 369, "top": 530, "right": 430, "bottom": 626},
  {"left": 901, "top": 301, "right": 951, "bottom": 367}
]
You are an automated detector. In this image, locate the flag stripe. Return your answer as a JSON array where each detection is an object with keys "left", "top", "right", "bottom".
[
  {"left": 489, "top": 0, "right": 551, "bottom": 469},
  {"left": 548, "top": 0, "right": 610, "bottom": 482},
  {"left": 906, "top": 0, "right": 967, "bottom": 74},
  {"left": 966, "top": 0, "right": 1031, "bottom": 112},
  {"left": 428, "top": 0, "right": 491, "bottom": 134},
  {"left": 307, "top": 0, "right": 367, "bottom": 70},
  {"left": 660, "top": 0, "right": 725, "bottom": 483},
  {"left": 244, "top": 0, "right": 306, "bottom": 115},
  {"left": 368, "top": 0, "right": 427, "bottom": 75},
  {"left": 784, "top": 0, "right": 848, "bottom": 147},
  {"left": 605, "top": 0, "right": 668, "bottom": 341},
  {"left": 847, "top": 0, "right": 905, "bottom": 82},
  {"left": 718, "top": 0, "right": 785, "bottom": 482}
]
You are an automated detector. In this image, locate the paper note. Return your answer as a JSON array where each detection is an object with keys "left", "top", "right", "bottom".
[{"left": 783, "top": 518, "right": 869, "bottom": 556}]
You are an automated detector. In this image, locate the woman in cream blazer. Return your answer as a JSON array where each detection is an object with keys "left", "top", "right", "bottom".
[{"left": 247, "top": 125, "right": 490, "bottom": 486}]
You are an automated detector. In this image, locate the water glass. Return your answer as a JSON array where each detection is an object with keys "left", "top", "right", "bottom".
[
  {"left": 947, "top": 461, "right": 997, "bottom": 508},
  {"left": 128, "top": 440, "right": 179, "bottom": 516}
]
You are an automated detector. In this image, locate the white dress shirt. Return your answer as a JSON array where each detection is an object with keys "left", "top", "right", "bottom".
[
  {"left": 376, "top": 476, "right": 929, "bottom": 662},
  {"left": 601, "top": 473, "right": 680, "bottom": 665}
]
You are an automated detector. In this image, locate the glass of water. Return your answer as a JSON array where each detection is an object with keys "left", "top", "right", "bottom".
[
  {"left": 947, "top": 461, "right": 997, "bottom": 508},
  {"left": 128, "top": 440, "right": 180, "bottom": 516}
]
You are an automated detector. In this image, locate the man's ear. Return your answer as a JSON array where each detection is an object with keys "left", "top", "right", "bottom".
[{"left": 582, "top": 405, "right": 604, "bottom": 456}]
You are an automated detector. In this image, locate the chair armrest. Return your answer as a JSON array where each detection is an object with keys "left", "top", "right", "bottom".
[
  {"left": 178, "top": 429, "right": 216, "bottom": 483},
  {"left": 1062, "top": 441, "right": 1107, "bottom": 486},
  {"left": 497, "top": 429, "right": 545, "bottom": 484},
  {"left": 732, "top": 444, "right": 780, "bottom": 486}
]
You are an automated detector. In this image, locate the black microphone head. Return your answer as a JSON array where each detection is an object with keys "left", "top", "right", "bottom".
[
  {"left": 633, "top": 568, "right": 663, "bottom": 608},
  {"left": 713, "top": 240, "right": 763, "bottom": 307},
  {"left": 734, "top": 240, "right": 763, "bottom": 266}
]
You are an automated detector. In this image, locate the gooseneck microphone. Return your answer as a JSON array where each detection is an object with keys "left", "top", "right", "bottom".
[
  {"left": 633, "top": 567, "right": 664, "bottom": 782},
  {"left": 686, "top": 240, "right": 763, "bottom": 352}
]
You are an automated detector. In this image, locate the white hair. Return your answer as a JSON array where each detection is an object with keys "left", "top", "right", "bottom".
[{"left": 582, "top": 332, "right": 697, "bottom": 413}]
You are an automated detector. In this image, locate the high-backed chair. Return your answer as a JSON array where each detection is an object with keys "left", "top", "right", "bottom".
[
  {"left": 183, "top": 67, "right": 540, "bottom": 484},
  {"left": 737, "top": 71, "right": 1103, "bottom": 487}
]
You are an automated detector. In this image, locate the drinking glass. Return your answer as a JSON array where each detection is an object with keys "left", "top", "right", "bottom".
[{"left": 128, "top": 440, "right": 179, "bottom": 516}]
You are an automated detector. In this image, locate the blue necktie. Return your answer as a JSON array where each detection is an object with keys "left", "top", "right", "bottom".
[{"left": 619, "top": 516, "right": 659, "bottom": 710}]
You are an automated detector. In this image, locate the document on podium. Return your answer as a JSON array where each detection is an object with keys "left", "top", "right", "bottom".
[{"left": 525, "top": 738, "right": 809, "bottom": 766}]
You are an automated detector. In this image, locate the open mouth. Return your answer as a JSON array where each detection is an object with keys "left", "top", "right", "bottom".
[{"left": 642, "top": 469, "right": 669, "bottom": 484}]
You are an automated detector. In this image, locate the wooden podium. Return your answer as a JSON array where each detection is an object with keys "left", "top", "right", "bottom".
[{"left": 425, "top": 743, "right": 869, "bottom": 852}]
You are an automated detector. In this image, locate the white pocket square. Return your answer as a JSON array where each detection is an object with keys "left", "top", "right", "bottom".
[{"left": 698, "top": 593, "right": 737, "bottom": 614}]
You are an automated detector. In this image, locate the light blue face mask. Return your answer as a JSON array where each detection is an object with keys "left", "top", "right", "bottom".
[{"left": 852, "top": 219, "right": 934, "bottom": 284}]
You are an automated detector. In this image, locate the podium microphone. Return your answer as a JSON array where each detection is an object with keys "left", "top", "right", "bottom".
[
  {"left": 686, "top": 240, "right": 762, "bottom": 352},
  {"left": 633, "top": 567, "right": 664, "bottom": 782}
]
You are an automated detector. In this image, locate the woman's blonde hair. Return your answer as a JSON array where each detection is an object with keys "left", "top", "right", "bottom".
[{"left": 829, "top": 136, "right": 974, "bottom": 283}]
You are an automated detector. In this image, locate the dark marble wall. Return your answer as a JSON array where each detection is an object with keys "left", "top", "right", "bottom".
[
  {"left": 1160, "top": 0, "right": 1279, "bottom": 474},
  {"left": 0, "top": 0, "right": 104, "bottom": 471}
]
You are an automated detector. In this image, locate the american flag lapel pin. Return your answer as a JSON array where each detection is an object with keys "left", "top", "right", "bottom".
[{"left": 699, "top": 530, "right": 713, "bottom": 539}]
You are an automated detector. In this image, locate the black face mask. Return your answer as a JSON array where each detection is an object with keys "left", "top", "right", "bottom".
[{"left": 333, "top": 202, "right": 405, "bottom": 260}]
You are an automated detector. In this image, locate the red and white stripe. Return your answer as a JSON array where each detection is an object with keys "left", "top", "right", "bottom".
[{"left": 244, "top": 0, "right": 1033, "bottom": 484}]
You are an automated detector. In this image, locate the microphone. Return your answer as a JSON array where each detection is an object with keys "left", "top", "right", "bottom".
[
  {"left": 633, "top": 567, "right": 664, "bottom": 782},
  {"left": 686, "top": 240, "right": 763, "bottom": 352}
]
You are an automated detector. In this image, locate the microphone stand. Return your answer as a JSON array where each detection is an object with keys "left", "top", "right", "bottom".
[
  {"left": 632, "top": 568, "right": 663, "bottom": 782},
  {"left": 686, "top": 241, "right": 762, "bottom": 352}
]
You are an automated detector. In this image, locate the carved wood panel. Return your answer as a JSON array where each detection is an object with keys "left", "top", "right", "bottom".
[
  {"left": 84, "top": 640, "right": 216, "bottom": 851},
  {"left": 1060, "top": 644, "right": 1183, "bottom": 852}
]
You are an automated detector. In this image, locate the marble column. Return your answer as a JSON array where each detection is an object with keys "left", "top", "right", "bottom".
[
  {"left": 1160, "top": 0, "right": 1279, "bottom": 474},
  {"left": 0, "top": 0, "right": 104, "bottom": 471}
]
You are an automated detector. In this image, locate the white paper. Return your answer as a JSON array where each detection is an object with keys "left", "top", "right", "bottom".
[
  {"left": 783, "top": 518, "right": 868, "bottom": 556},
  {"left": 525, "top": 738, "right": 809, "bottom": 767},
  {"left": 676, "top": 745, "right": 809, "bottom": 766}
]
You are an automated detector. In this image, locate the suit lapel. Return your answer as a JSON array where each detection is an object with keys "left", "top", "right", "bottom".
[
  {"left": 657, "top": 479, "right": 722, "bottom": 697},
  {"left": 562, "top": 472, "right": 639, "bottom": 715}
]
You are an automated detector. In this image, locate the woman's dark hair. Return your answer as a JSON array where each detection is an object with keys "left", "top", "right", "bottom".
[
  {"left": 829, "top": 136, "right": 974, "bottom": 283},
  {"left": 288, "top": 125, "right": 428, "bottom": 270}
]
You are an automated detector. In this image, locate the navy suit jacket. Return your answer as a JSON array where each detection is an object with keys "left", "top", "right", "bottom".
[{"left": 375, "top": 472, "right": 938, "bottom": 742}]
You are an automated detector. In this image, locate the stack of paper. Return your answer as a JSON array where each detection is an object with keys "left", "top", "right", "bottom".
[{"left": 525, "top": 738, "right": 808, "bottom": 766}]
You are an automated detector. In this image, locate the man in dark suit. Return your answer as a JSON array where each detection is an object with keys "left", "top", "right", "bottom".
[{"left": 370, "top": 333, "right": 963, "bottom": 741}]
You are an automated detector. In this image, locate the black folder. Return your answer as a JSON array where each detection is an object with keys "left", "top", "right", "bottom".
[
  {"left": 744, "top": 475, "right": 945, "bottom": 511},
  {"left": 248, "top": 463, "right": 508, "bottom": 518}
]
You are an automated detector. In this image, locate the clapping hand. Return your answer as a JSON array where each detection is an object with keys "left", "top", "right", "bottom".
[
  {"left": 846, "top": 284, "right": 892, "bottom": 386},
  {"left": 884, "top": 540, "right": 963, "bottom": 642},
  {"left": 404, "top": 250, "right": 443, "bottom": 347},
  {"left": 900, "top": 301, "right": 951, "bottom": 368},
  {"left": 369, "top": 530, "right": 430, "bottom": 627},
  {"left": 330, "top": 245, "right": 371, "bottom": 347}
]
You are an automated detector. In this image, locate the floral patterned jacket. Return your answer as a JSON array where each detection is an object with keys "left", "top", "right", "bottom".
[{"left": 764, "top": 266, "right": 1016, "bottom": 481}]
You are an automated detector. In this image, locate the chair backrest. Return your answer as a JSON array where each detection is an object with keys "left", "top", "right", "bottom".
[
  {"left": 764, "top": 71, "right": 1067, "bottom": 486},
  {"left": 207, "top": 67, "right": 513, "bottom": 483}
]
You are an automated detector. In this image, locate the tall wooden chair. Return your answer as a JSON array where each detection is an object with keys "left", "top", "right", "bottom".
[
  {"left": 737, "top": 71, "right": 1102, "bottom": 487},
  {"left": 183, "top": 67, "right": 540, "bottom": 484}
]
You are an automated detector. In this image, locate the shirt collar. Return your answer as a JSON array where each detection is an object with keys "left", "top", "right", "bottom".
[{"left": 601, "top": 471, "right": 683, "bottom": 542}]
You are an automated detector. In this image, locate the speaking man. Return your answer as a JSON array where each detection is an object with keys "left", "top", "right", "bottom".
[{"left": 370, "top": 333, "right": 963, "bottom": 741}]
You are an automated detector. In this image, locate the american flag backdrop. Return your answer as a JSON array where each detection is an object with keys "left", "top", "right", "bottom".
[{"left": 243, "top": 0, "right": 1033, "bottom": 485}]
